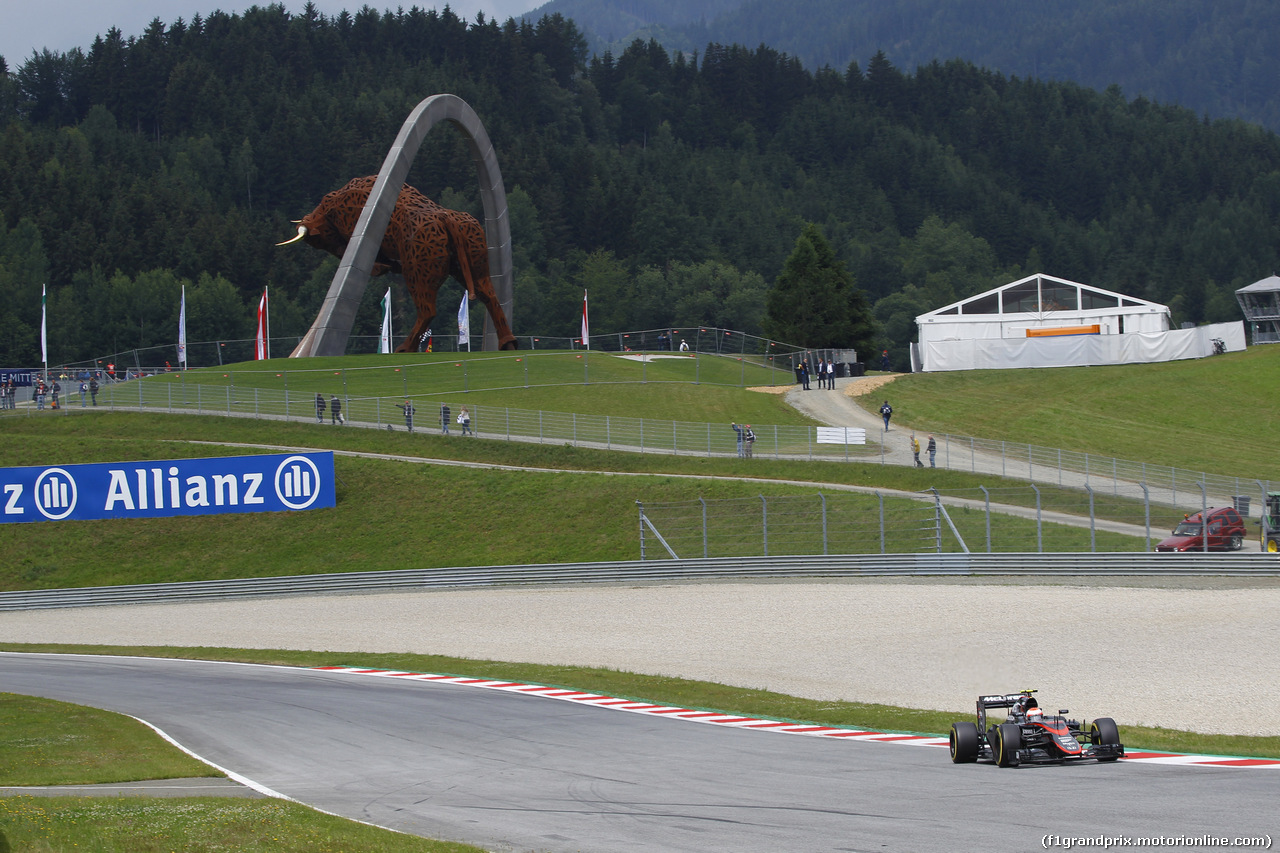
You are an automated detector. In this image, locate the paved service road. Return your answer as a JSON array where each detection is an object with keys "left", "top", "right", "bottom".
[{"left": 2, "top": 653, "right": 1276, "bottom": 853}]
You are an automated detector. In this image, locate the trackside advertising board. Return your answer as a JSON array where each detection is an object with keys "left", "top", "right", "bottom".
[{"left": 1, "top": 452, "right": 335, "bottom": 524}]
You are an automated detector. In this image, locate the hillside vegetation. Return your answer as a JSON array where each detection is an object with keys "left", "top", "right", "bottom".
[
  {"left": 2, "top": 348, "right": 1270, "bottom": 590},
  {"left": 877, "top": 345, "right": 1280, "bottom": 481},
  {"left": 534, "top": 0, "right": 1280, "bottom": 134},
  {"left": 2, "top": 6, "right": 1278, "bottom": 372}
]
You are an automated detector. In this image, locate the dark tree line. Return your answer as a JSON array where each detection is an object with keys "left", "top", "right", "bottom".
[{"left": 1, "top": 3, "right": 1278, "bottom": 369}]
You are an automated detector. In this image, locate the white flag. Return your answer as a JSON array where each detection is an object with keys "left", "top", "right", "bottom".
[
  {"left": 581, "top": 289, "right": 589, "bottom": 349},
  {"left": 457, "top": 292, "right": 470, "bottom": 350},
  {"left": 177, "top": 285, "right": 188, "bottom": 365},
  {"left": 379, "top": 287, "right": 393, "bottom": 354},
  {"left": 255, "top": 288, "right": 269, "bottom": 360},
  {"left": 40, "top": 283, "right": 47, "bottom": 364}
]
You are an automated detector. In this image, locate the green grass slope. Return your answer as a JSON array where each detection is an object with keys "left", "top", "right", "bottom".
[
  {"left": 0, "top": 413, "right": 1151, "bottom": 590},
  {"left": 873, "top": 346, "right": 1280, "bottom": 480}
]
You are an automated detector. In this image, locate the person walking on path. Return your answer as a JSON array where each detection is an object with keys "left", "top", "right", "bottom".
[
  {"left": 927, "top": 434, "right": 937, "bottom": 468},
  {"left": 459, "top": 406, "right": 472, "bottom": 436},
  {"left": 879, "top": 400, "right": 892, "bottom": 431},
  {"left": 330, "top": 395, "right": 342, "bottom": 424},
  {"left": 397, "top": 398, "right": 416, "bottom": 432},
  {"left": 315, "top": 393, "right": 326, "bottom": 423},
  {"left": 911, "top": 434, "right": 923, "bottom": 468},
  {"left": 441, "top": 403, "right": 451, "bottom": 434}
]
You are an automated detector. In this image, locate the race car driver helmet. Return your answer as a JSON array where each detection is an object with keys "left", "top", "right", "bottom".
[{"left": 1026, "top": 706, "right": 1043, "bottom": 718}]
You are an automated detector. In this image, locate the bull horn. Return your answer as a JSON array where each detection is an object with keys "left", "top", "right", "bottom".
[{"left": 276, "top": 225, "right": 308, "bottom": 247}]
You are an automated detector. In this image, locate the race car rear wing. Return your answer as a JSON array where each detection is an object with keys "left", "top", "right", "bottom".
[{"left": 975, "top": 692, "right": 1054, "bottom": 729}]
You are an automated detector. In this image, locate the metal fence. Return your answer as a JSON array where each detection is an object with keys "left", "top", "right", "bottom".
[
  {"left": 3, "top": 552, "right": 1277, "bottom": 611},
  {"left": 49, "top": 327, "right": 839, "bottom": 375},
  {"left": 636, "top": 486, "right": 1195, "bottom": 559},
  {"left": 5, "top": 374, "right": 1271, "bottom": 519},
  {"left": 913, "top": 432, "right": 1268, "bottom": 517}
]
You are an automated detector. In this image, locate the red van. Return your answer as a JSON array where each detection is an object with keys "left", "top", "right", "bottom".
[{"left": 1155, "top": 507, "right": 1246, "bottom": 552}]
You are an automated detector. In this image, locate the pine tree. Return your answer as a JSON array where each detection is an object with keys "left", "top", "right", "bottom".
[{"left": 765, "top": 223, "right": 880, "bottom": 355}]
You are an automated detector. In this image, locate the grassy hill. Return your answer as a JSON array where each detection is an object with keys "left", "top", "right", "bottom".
[
  {"left": 3, "top": 347, "right": 1267, "bottom": 590},
  {"left": 873, "top": 345, "right": 1279, "bottom": 481}
]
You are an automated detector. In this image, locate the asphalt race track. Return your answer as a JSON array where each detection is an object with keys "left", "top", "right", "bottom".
[{"left": 2, "top": 653, "right": 1276, "bottom": 852}]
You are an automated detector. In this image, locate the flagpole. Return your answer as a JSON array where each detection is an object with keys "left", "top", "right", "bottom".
[
  {"left": 380, "top": 287, "right": 393, "bottom": 354},
  {"left": 40, "top": 283, "right": 48, "bottom": 382},
  {"left": 178, "top": 285, "right": 187, "bottom": 370}
]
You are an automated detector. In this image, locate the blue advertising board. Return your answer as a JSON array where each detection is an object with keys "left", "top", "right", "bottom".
[{"left": 1, "top": 452, "right": 335, "bottom": 524}]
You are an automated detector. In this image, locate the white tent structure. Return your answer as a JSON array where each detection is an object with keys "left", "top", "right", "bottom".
[
  {"left": 1235, "top": 274, "right": 1280, "bottom": 345},
  {"left": 913, "top": 273, "right": 1245, "bottom": 372}
]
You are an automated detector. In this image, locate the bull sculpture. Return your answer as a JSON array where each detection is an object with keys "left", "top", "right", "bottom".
[{"left": 278, "top": 176, "right": 517, "bottom": 351}]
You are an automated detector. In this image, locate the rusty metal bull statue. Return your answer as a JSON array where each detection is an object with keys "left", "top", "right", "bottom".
[{"left": 278, "top": 176, "right": 517, "bottom": 351}]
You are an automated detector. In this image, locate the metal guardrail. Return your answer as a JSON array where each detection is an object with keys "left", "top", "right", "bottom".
[{"left": 2, "top": 553, "right": 1277, "bottom": 611}]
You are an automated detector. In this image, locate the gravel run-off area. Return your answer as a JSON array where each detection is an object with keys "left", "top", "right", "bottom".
[{"left": 4, "top": 578, "right": 1279, "bottom": 737}]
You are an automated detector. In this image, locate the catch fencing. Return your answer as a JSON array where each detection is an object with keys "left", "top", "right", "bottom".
[
  {"left": 636, "top": 486, "right": 1194, "bottom": 559},
  {"left": 6, "top": 372, "right": 1272, "bottom": 518},
  {"left": 3, "top": 552, "right": 1277, "bottom": 611},
  {"left": 53, "top": 327, "right": 836, "bottom": 375}
]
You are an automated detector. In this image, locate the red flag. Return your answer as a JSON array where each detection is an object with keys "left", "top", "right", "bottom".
[{"left": 255, "top": 288, "right": 269, "bottom": 359}]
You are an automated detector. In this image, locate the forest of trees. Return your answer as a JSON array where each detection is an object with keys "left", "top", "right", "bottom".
[
  {"left": 1, "top": 3, "right": 1278, "bottom": 369},
  {"left": 535, "top": 0, "right": 1280, "bottom": 134}
]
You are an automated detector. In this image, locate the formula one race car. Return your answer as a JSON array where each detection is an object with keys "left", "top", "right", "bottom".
[{"left": 949, "top": 689, "right": 1124, "bottom": 767}]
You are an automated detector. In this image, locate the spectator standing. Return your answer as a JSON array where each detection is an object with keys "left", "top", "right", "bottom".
[
  {"left": 35, "top": 380, "right": 45, "bottom": 410},
  {"left": 89, "top": 377, "right": 99, "bottom": 406},
  {"left": 397, "top": 398, "right": 416, "bottom": 432},
  {"left": 800, "top": 361, "right": 811, "bottom": 390},
  {"left": 880, "top": 350, "right": 891, "bottom": 371},
  {"left": 459, "top": 406, "right": 472, "bottom": 436},
  {"left": 51, "top": 380, "right": 61, "bottom": 409},
  {"left": 743, "top": 424, "right": 756, "bottom": 458},
  {"left": 826, "top": 359, "right": 835, "bottom": 389},
  {"left": 441, "top": 403, "right": 451, "bottom": 434},
  {"left": 79, "top": 380, "right": 87, "bottom": 406},
  {"left": 879, "top": 400, "right": 892, "bottom": 431},
  {"left": 815, "top": 358, "right": 825, "bottom": 389},
  {"left": 731, "top": 422, "right": 745, "bottom": 457},
  {"left": 0, "top": 379, "right": 7, "bottom": 410},
  {"left": 315, "top": 393, "right": 326, "bottom": 423},
  {"left": 927, "top": 434, "right": 937, "bottom": 468},
  {"left": 330, "top": 395, "right": 342, "bottom": 424}
]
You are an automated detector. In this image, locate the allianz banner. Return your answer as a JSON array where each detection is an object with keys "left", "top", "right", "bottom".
[{"left": 1, "top": 452, "right": 335, "bottom": 524}]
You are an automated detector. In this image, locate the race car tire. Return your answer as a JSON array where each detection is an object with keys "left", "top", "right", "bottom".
[
  {"left": 949, "top": 722, "right": 979, "bottom": 763},
  {"left": 1091, "top": 717, "right": 1121, "bottom": 761},
  {"left": 994, "top": 723, "right": 1021, "bottom": 767},
  {"left": 1230, "top": 534, "right": 1243, "bottom": 551}
]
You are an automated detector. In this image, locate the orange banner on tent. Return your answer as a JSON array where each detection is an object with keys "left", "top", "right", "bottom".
[{"left": 1026, "top": 324, "right": 1100, "bottom": 338}]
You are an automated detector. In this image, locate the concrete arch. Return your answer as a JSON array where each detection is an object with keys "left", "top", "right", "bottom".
[{"left": 290, "top": 94, "right": 512, "bottom": 356}]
